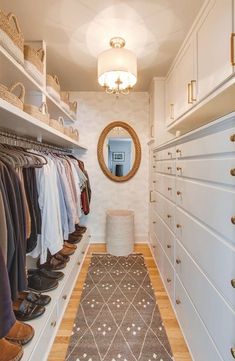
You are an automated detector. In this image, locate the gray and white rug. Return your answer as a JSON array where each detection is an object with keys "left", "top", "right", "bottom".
[{"left": 66, "top": 253, "right": 174, "bottom": 361}]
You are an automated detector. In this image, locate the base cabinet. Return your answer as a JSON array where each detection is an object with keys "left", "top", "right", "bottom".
[{"left": 149, "top": 114, "right": 235, "bottom": 361}]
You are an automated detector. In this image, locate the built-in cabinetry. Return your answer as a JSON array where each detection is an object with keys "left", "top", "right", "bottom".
[
  {"left": 149, "top": 114, "right": 235, "bottom": 361},
  {"left": 165, "top": 0, "right": 235, "bottom": 134}
]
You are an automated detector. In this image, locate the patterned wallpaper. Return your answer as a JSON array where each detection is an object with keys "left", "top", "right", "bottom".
[{"left": 71, "top": 92, "right": 149, "bottom": 244}]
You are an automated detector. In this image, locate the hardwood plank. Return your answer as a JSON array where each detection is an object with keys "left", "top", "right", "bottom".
[{"left": 48, "top": 244, "right": 191, "bottom": 361}]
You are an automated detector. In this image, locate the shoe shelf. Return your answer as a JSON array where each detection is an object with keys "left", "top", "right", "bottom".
[
  {"left": 0, "top": 43, "right": 76, "bottom": 123},
  {"left": 23, "top": 230, "right": 90, "bottom": 361},
  {"left": 0, "top": 98, "right": 87, "bottom": 150}
]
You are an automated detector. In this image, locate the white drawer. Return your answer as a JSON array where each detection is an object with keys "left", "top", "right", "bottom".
[
  {"left": 154, "top": 173, "right": 176, "bottom": 202},
  {"left": 154, "top": 191, "right": 175, "bottom": 232},
  {"left": 175, "top": 240, "right": 235, "bottom": 361},
  {"left": 176, "top": 207, "right": 235, "bottom": 309},
  {"left": 176, "top": 178, "right": 235, "bottom": 244},
  {"left": 175, "top": 276, "right": 223, "bottom": 361},
  {"left": 156, "top": 146, "right": 176, "bottom": 161},
  {"left": 176, "top": 126, "right": 235, "bottom": 158},
  {"left": 176, "top": 157, "right": 235, "bottom": 186},
  {"left": 161, "top": 250, "right": 175, "bottom": 302},
  {"left": 152, "top": 210, "right": 174, "bottom": 265},
  {"left": 155, "top": 160, "right": 176, "bottom": 175}
]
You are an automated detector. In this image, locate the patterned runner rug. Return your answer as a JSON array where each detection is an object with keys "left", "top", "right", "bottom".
[{"left": 66, "top": 253, "right": 174, "bottom": 361}]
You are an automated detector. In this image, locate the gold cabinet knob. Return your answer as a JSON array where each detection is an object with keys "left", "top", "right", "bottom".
[
  {"left": 167, "top": 244, "right": 171, "bottom": 249},
  {"left": 62, "top": 295, "right": 67, "bottom": 300},
  {"left": 168, "top": 152, "right": 172, "bottom": 156},
  {"left": 230, "top": 168, "right": 235, "bottom": 176},
  {"left": 176, "top": 224, "right": 181, "bottom": 228},
  {"left": 167, "top": 214, "right": 171, "bottom": 218},
  {"left": 176, "top": 299, "right": 181, "bottom": 305},
  {"left": 153, "top": 165, "right": 156, "bottom": 168},
  {"left": 231, "top": 279, "right": 235, "bottom": 288},
  {"left": 230, "top": 134, "right": 235, "bottom": 142},
  {"left": 167, "top": 187, "right": 172, "bottom": 191},
  {"left": 176, "top": 191, "right": 182, "bottom": 196},
  {"left": 153, "top": 221, "right": 156, "bottom": 224},
  {"left": 153, "top": 180, "right": 156, "bottom": 183},
  {"left": 152, "top": 245, "right": 156, "bottom": 249},
  {"left": 167, "top": 278, "right": 171, "bottom": 283},
  {"left": 176, "top": 167, "right": 182, "bottom": 171},
  {"left": 231, "top": 216, "right": 235, "bottom": 225},
  {"left": 231, "top": 348, "right": 235, "bottom": 358},
  {"left": 153, "top": 155, "right": 156, "bottom": 158},
  {"left": 51, "top": 321, "right": 57, "bottom": 327},
  {"left": 77, "top": 261, "right": 81, "bottom": 265},
  {"left": 176, "top": 149, "right": 181, "bottom": 153},
  {"left": 176, "top": 259, "right": 181, "bottom": 264},
  {"left": 82, "top": 251, "right": 85, "bottom": 254}
]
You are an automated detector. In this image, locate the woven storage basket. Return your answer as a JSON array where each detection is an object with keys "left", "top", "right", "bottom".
[
  {"left": 24, "top": 102, "right": 50, "bottom": 124},
  {"left": 69, "top": 100, "right": 77, "bottom": 118},
  {"left": 46, "top": 74, "right": 60, "bottom": 102},
  {"left": 0, "top": 82, "right": 25, "bottom": 110},
  {"left": 49, "top": 116, "right": 64, "bottom": 133},
  {"left": 71, "top": 128, "right": 79, "bottom": 142},
  {"left": 64, "top": 126, "right": 73, "bottom": 138},
  {"left": 60, "top": 91, "right": 70, "bottom": 112},
  {"left": 0, "top": 11, "right": 24, "bottom": 64}
]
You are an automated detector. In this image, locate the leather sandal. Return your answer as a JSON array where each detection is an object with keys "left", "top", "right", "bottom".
[
  {"left": 37, "top": 256, "right": 66, "bottom": 271},
  {"left": 5, "top": 320, "right": 34, "bottom": 345},
  {"left": 0, "top": 338, "right": 23, "bottom": 361},
  {"left": 13, "top": 299, "right": 45, "bottom": 321},
  {"left": 18, "top": 291, "right": 51, "bottom": 306}
]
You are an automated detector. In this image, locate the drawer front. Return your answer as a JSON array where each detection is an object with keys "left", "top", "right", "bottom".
[
  {"left": 154, "top": 191, "right": 175, "bottom": 232},
  {"left": 155, "top": 160, "right": 176, "bottom": 175},
  {"left": 161, "top": 251, "right": 175, "bottom": 302},
  {"left": 175, "top": 276, "right": 223, "bottom": 361},
  {"left": 176, "top": 207, "right": 235, "bottom": 309},
  {"left": 156, "top": 146, "right": 176, "bottom": 161},
  {"left": 176, "top": 157, "right": 235, "bottom": 186},
  {"left": 153, "top": 210, "right": 174, "bottom": 265},
  {"left": 154, "top": 173, "right": 176, "bottom": 202},
  {"left": 176, "top": 178, "right": 235, "bottom": 244},
  {"left": 176, "top": 126, "right": 235, "bottom": 158},
  {"left": 175, "top": 240, "right": 235, "bottom": 361},
  {"left": 57, "top": 275, "right": 72, "bottom": 315}
]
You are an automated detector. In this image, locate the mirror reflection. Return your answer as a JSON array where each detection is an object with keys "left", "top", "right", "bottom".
[{"left": 103, "top": 127, "right": 135, "bottom": 177}]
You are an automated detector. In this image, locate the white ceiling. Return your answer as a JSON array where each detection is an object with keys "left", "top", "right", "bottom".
[{"left": 0, "top": 0, "right": 204, "bottom": 91}]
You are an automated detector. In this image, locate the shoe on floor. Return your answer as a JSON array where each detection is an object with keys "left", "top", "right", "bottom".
[
  {"left": 5, "top": 320, "right": 34, "bottom": 345},
  {"left": 59, "top": 245, "right": 75, "bottom": 257},
  {"left": 54, "top": 252, "right": 70, "bottom": 263},
  {"left": 18, "top": 291, "right": 51, "bottom": 306},
  {"left": 0, "top": 338, "right": 23, "bottom": 361},
  {"left": 27, "top": 273, "right": 59, "bottom": 292},
  {"left": 75, "top": 224, "right": 87, "bottom": 233},
  {"left": 64, "top": 241, "right": 77, "bottom": 250},
  {"left": 37, "top": 256, "right": 66, "bottom": 271},
  {"left": 28, "top": 268, "right": 64, "bottom": 281},
  {"left": 68, "top": 234, "right": 83, "bottom": 244},
  {"left": 13, "top": 299, "right": 45, "bottom": 321}
]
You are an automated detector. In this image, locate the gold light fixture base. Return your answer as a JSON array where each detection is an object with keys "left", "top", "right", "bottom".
[{"left": 110, "top": 37, "right": 125, "bottom": 48}]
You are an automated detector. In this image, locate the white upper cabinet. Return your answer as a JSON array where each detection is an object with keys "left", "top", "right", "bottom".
[
  {"left": 165, "top": 69, "right": 177, "bottom": 126},
  {"left": 196, "top": 0, "right": 233, "bottom": 101}
]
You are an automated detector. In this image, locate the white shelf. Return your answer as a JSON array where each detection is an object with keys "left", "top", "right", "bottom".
[
  {"left": 0, "top": 45, "right": 76, "bottom": 123},
  {"left": 23, "top": 230, "right": 90, "bottom": 361},
  {"left": 0, "top": 99, "right": 87, "bottom": 150}
]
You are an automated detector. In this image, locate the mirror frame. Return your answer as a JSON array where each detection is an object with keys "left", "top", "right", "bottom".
[{"left": 97, "top": 121, "right": 141, "bottom": 182}]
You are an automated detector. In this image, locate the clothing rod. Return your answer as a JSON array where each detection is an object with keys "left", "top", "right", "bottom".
[{"left": 0, "top": 129, "right": 72, "bottom": 154}]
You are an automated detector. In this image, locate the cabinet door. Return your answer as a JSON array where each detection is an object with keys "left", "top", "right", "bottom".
[
  {"left": 196, "top": 0, "right": 233, "bottom": 101},
  {"left": 165, "top": 70, "right": 176, "bottom": 126},
  {"left": 174, "top": 38, "right": 195, "bottom": 119},
  {"left": 149, "top": 92, "right": 154, "bottom": 138}
]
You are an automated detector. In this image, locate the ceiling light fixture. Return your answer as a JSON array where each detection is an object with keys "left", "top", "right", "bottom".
[{"left": 97, "top": 37, "right": 137, "bottom": 95}]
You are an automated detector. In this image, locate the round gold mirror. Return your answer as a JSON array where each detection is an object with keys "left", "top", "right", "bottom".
[{"left": 97, "top": 121, "right": 141, "bottom": 182}]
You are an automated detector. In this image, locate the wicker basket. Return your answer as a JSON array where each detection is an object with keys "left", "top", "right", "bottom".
[
  {"left": 0, "top": 82, "right": 25, "bottom": 110},
  {"left": 49, "top": 116, "right": 64, "bottom": 133},
  {"left": 0, "top": 11, "right": 24, "bottom": 64},
  {"left": 64, "top": 126, "right": 73, "bottom": 138},
  {"left": 60, "top": 91, "right": 70, "bottom": 112},
  {"left": 46, "top": 74, "right": 60, "bottom": 102},
  {"left": 24, "top": 102, "right": 50, "bottom": 124},
  {"left": 24, "top": 45, "right": 44, "bottom": 73},
  {"left": 71, "top": 128, "right": 79, "bottom": 142},
  {"left": 69, "top": 100, "right": 77, "bottom": 118}
]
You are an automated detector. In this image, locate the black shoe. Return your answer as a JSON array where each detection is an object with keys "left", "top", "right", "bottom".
[
  {"left": 13, "top": 299, "right": 45, "bottom": 321},
  {"left": 75, "top": 224, "right": 87, "bottom": 233},
  {"left": 27, "top": 274, "right": 58, "bottom": 292},
  {"left": 18, "top": 291, "right": 51, "bottom": 306},
  {"left": 28, "top": 268, "right": 64, "bottom": 281}
]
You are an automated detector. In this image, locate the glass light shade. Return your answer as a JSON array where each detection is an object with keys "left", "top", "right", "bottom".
[{"left": 98, "top": 47, "right": 137, "bottom": 91}]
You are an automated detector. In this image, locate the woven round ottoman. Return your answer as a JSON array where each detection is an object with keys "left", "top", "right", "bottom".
[{"left": 106, "top": 210, "right": 134, "bottom": 256}]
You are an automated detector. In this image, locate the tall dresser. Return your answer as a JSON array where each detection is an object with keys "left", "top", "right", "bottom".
[{"left": 149, "top": 113, "right": 235, "bottom": 361}]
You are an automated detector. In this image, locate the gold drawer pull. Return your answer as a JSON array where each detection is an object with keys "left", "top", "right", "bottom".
[
  {"left": 176, "top": 191, "right": 182, "bottom": 196},
  {"left": 231, "top": 348, "right": 235, "bottom": 358},
  {"left": 82, "top": 251, "right": 85, "bottom": 254},
  {"left": 231, "top": 33, "right": 235, "bottom": 66},
  {"left": 191, "top": 80, "right": 197, "bottom": 101},
  {"left": 176, "top": 259, "right": 181, "bottom": 264},
  {"left": 153, "top": 155, "right": 156, "bottom": 158},
  {"left": 167, "top": 167, "right": 172, "bottom": 170},
  {"left": 231, "top": 279, "right": 235, "bottom": 288},
  {"left": 176, "top": 299, "right": 181, "bottom": 305},
  {"left": 152, "top": 245, "right": 156, "bottom": 249},
  {"left": 176, "top": 149, "right": 181, "bottom": 154},
  {"left": 153, "top": 221, "right": 156, "bottom": 224},
  {"left": 176, "top": 167, "right": 182, "bottom": 171},
  {"left": 153, "top": 180, "right": 156, "bottom": 184},
  {"left": 167, "top": 278, "right": 171, "bottom": 283},
  {"left": 176, "top": 224, "right": 181, "bottom": 228},
  {"left": 62, "top": 295, "right": 67, "bottom": 300},
  {"left": 167, "top": 244, "right": 171, "bottom": 249},
  {"left": 51, "top": 321, "right": 57, "bottom": 327},
  {"left": 168, "top": 152, "right": 172, "bottom": 156},
  {"left": 167, "top": 214, "right": 172, "bottom": 218},
  {"left": 230, "top": 134, "right": 235, "bottom": 142},
  {"left": 153, "top": 165, "right": 156, "bottom": 168},
  {"left": 77, "top": 261, "right": 81, "bottom": 266},
  {"left": 167, "top": 187, "right": 172, "bottom": 191},
  {"left": 187, "top": 83, "right": 193, "bottom": 104},
  {"left": 231, "top": 216, "right": 235, "bottom": 225},
  {"left": 230, "top": 169, "right": 235, "bottom": 176}
]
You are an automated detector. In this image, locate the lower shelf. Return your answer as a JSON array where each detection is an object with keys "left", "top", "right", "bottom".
[{"left": 22, "top": 231, "right": 90, "bottom": 361}]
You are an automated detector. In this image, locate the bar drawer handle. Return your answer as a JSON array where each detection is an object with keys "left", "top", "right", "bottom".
[
  {"left": 167, "top": 244, "right": 171, "bottom": 249},
  {"left": 230, "top": 134, "right": 235, "bottom": 142},
  {"left": 187, "top": 83, "right": 193, "bottom": 104},
  {"left": 177, "top": 191, "right": 182, "bottom": 196},
  {"left": 62, "top": 295, "right": 67, "bottom": 300},
  {"left": 176, "top": 224, "right": 181, "bottom": 228},
  {"left": 231, "top": 33, "right": 235, "bottom": 66},
  {"left": 167, "top": 278, "right": 171, "bottom": 283},
  {"left": 191, "top": 80, "right": 197, "bottom": 102},
  {"left": 230, "top": 169, "right": 235, "bottom": 176},
  {"left": 176, "top": 299, "right": 181, "bottom": 305},
  {"left": 231, "top": 216, "right": 235, "bottom": 225},
  {"left": 176, "top": 259, "right": 181, "bottom": 264},
  {"left": 231, "top": 279, "right": 235, "bottom": 288},
  {"left": 231, "top": 348, "right": 235, "bottom": 358}
]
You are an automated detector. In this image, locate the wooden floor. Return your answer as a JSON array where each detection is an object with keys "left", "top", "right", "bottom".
[{"left": 48, "top": 244, "right": 191, "bottom": 361}]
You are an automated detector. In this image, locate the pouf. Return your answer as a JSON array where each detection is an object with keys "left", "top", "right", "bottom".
[{"left": 106, "top": 210, "right": 134, "bottom": 256}]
